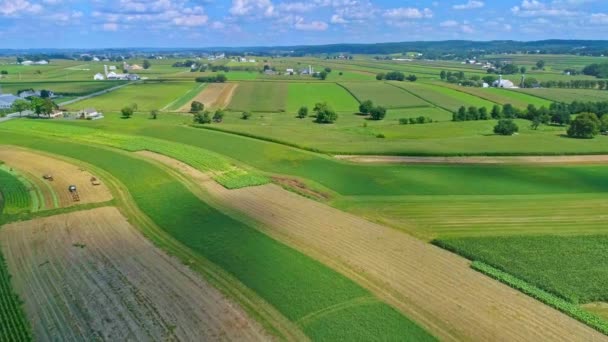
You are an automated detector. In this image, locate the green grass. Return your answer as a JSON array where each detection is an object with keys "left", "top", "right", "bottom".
[
  {"left": 434, "top": 235, "right": 608, "bottom": 304},
  {"left": 0, "top": 167, "right": 32, "bottom": 216},
  {"left": 228, "top": 82, "right": 287, "bottom": 112},
  {"left": 392, "top": 82, "right": 496, "bottom": 111},
  {"left": 341, "top": 82, "right": 431, "bottom": 109},
  {"left": 333, "top": 193, "right": 608, "bottom": 240},
  {"left": 0, "top": 132, "right": 434, "bottom": 341},
  {"left": 0, "top": 80, "right": 126, "bottom": 96},
  {"left": 515, "top": 88, "right": 608, "bottom": 103},
  {"left": 0, "top": 249, "right": 32, "bottom": 342},
  {"left": 435, "top": 83, "right": 553, "bottom": 108},
  {"left": 470, "top": 261, "right": 608, "bottom": 336},
  {"left": 164, "top": 83, "right": 206, "bottom": 111},
  {"left": 65, "top": 81, "right": 197, "bottom": 112},
  {"left": 286, "top": 83, "right": 359, "bottom": 113}
]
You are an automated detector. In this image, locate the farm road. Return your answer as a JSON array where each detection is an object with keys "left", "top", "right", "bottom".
[
  {"left": 335, "top": 154, "right": 608, "bottom": 164},
  {"left": 140, "top": 151, "right": 608, "bottom": 342}
]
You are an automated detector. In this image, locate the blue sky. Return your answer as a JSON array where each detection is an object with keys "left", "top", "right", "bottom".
[{"left": 1, "top": 0, "right": 607, "bottom": 48}]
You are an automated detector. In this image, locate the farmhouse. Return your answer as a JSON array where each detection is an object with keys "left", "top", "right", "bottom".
[
  {"left": 286, "top": 68, "right": 295, "bottom": 75},
  {"left": 493, "top": 75, "right": 517, "bottom": 89},
  {"left": 93, "top": 73, "right": 105, "bottom": 80},
  {"left": 0, "top": 94, "right": 20, "bottom": 109},
  {"left": 80, "top": 108, "right": 103, "bottom": 119}
]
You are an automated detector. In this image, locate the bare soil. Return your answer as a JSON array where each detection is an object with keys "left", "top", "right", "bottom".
[
  {"left": 335, "top": 154, "right": 608, "bottom": 165},
  {"left": 0, "top": 146, "right": 112, "bottom": 208},
  {"left": 140, "top": 151, "right": 607, "bottom": 342},
  {"left": 0, "top": 207, "right": 270, "bottom": 341},
  {"left": 179, "top": 83, "right": 238, "bottom": 112}
]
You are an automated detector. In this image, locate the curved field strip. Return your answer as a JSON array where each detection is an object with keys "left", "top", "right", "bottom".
[
  {"left": 391, "top": 81, "right": 496, "bottom": 111},
  {"left": 339, "top": 82, "right": 431, "bottom": 109},
  {"left": 163, "top": 82, "right": 207, "bottom": 111},
  {"left": 0, "top": 207, "right": 270, "bottom": 341},
  {"left": 0, "top": 134, "right": 434, "bottom": 341},
  {"left": 142, "top": 151, "right": 606, "bottom": 342},
  {"left": 335, "top": 154, "right": 608, "bottom": 164},
  {"left": 178, "top": 83, "right": 238, "bottom": 112},
  {"left": 0, "top": 167, "right": 32, "bottom": 216},
  {"left": 287, "top": 83, "right": 360, "bottom": 113},
  {"left": 0, "top": 147, "right": 112, "bottom": 208}
]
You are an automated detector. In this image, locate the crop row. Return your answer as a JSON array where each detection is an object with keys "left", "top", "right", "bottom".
[
  {"left": 0, "top": 167, "right": 32, "bottom": 217},
  {"left": 0, "top": 251, "right": 32, "bottom": 342},
  {"left": 472, "top": 261, "right": 608, "bottom": 336}
]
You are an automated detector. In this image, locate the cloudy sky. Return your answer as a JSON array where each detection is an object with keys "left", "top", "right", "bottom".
[{"left": 1, "top": 0, "right": 607, "bottom": 48}]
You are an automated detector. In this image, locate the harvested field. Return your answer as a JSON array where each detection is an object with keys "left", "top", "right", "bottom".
[
  {"left": 0, "top": 147, "right": 112, "bottom": 208},
  {"left": 0, "top": 207, "right": 270, "bottom": 341},
  {"left": 335, "top": 154, "right": 608, "bottom": 165},
  {"left": 142, "top": 153, "right": 607, "bottom": 341},
  {"left": 179, "top": 83, "right": 238, "bottom": 112}
]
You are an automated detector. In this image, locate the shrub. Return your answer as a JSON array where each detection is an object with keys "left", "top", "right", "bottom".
[
  {"left": 376, "top": 133, "right": 385, "bottom": 139},
  {"left": 297, "top": 106, "right": 308, "bottom": 119},
  {"left": 190, "top": 101, "right": 204, "bottom": 113},
  {"left": 369, "top": 106, "right": 387, "bottom": 120},
  {"left": 494, "top": 119, "right": 519, "bottom": 136},
  {"left": 359, "top": 100, "right": 374, "bottom": 115},
  {"left": 314, "top": 102, "right": 338, "bottom": 124},
  {"left": 399, "top": 118, "right": 409, "bottom": 125},
  {"left": 567, "top": 113, "right": 600, "bottom": 139},
  {"left": 193, "top": 111, "right": 211, "bottom": 124},
  {"left": 121, "top": 106, "right": 134, "bottom": 118},
  {"left": 212, "top": 110, "right": 225, "bottom": 123},
  {"left": 241, "top": 111, "right": 252, "bottom": 120},
  {"left": 376, "top": 73, "right": 385, "bottom": 81}
]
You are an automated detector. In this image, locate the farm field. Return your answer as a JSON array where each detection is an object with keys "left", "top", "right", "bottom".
[
  {"left": 164, "top": 82, "right": 206, "bottom": 111},
  {"left": 228, "top": 82, "right": 288, "bottom": 112},
  {"left": 141, "top": 152, "right": 605, "bottom": 341},
  {"left": 0, "top": 133, "right": 434, "bottom": 341},
  {"left": 340, "top": 82, "right": 432, "bottom": 108},
  {"left": 65, "top": 81, "right": 198, "bottom": 112},
  {"left": 436, "top": 82, "right": 553, "bottom": 108},
  {"left": 0, "top": 80, "right": 126, "bottom": 96},
  {"left": 515, "top": 88, "right": 608, "bottom": 103},
  {"left": 391, "top": 81, "right": 497, "bottom": 111},
  {"left": 0, "top": 167, "right": 32, "bottom": 216},
  {"left": 286, "top": 83, "right": 359, "bottom": 113},
  {"left": 0, "top": 207, "right": 270, "bottom": 341},
  {"left": 177, "top": 83, "right": 237, "bottom": 111}
]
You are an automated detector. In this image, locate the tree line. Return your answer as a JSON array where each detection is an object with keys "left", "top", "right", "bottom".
[
  {"left": 376, "top": 71, "right": 417, "bottom": 82},
  {"left": 195, "top": 74, "right": 227, "bottom": 83}
]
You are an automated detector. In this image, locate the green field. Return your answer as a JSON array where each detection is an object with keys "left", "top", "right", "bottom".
[
  {"left": 435, "top": 235, "right": 608, "bottom": 304},
  {"left": 164, "top": 83, "right": 206, "bottom": 111},
  {"left": 0, "top": 167, "right": 31, "bottom": 217},
  {"left": 391, "top": 82, "right": 496, "bottom": 111},
  {"left": 0, "top": 249, "right": 32, "bottom": 342},
  {"left": 65, "top": 81, "right": 197, "bottom": 112},
  {"left": 515, "top": 88, "right": 608, "bottom": 103},
  {"left": 0, "top": 80, "right": 126, "bottom": 96},
  {"left": 228, "top": 82, "right": 288, "bottom": 112},
  {"left": 286, "top": 83, "right": 359, "bottom": 113},
  {"left": 341, "top": 82, "right": 432, "bottom": 109},
  {"left": 436, "top": 82, "right": 553, "bottom": 108},
  {"left": 0, "top": 130, "right": 434, "bottom": 341}
]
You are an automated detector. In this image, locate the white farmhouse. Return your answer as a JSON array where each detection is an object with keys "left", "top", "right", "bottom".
[{"left": 93, "top": 73, "right": 105, "bottom": 80}]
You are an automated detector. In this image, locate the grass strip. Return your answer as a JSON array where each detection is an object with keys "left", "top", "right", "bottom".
[{"left": 471, "top": 261, "right": 608, "bottom": 336}]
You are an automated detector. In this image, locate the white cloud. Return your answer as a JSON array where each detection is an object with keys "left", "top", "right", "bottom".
[
  {"left": 590, "top": 13, "right": 608, "bottom": 24},
  {"left": 0, "top": 0, "right": 42, "bottom": 16},
  {"left": 230, "top": 0, "right": 275, "bottom": 17},
  {"left": 330, "top": 14, "right": 348, "bottom": 24},
  {"left": 440, "top": 20, "right": 459, "bottom": 27},
  {"left": 294, "top": 18, "right": 328, "bottom": 31},
  {"left": 173, "top": 14, "right": 208, "bottom": 27},
  {"left": 453, "top": 1, "right": 484, "bottom": 10},
  {"left": 511, "top": 0, "right": 580, "bottom": 17},
  {"left": 384, "top": 7, "right": 433, "bottom": 20},
  {"left": 102, "top": 22, "right": 119, "bottom": 31}
]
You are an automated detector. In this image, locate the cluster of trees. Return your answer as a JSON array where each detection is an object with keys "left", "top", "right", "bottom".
[
  {"left": 582, "top": 63, "right": 608, "bottom": 78},
  {"left": 190, "top": 101, "right": 205, "bottom": 113},
  {"left": 486, "top": 62, "right": 521, "bottom": 75},
  {"left": 399, "top": 117, "right": 434, "bottom": 125},
  {"left": 8, "top": 97, "right": 57, "bottom": 117},
  {"left": 567, "top": 113, "right": 608, "bottom": 138},
  {"left": 538, "top": 79, "right": 608, "bottom": 90},
  {"left": 453, "top": 105, "right": 498, "bottom": 121},
  {"left": 440, "top": 71, "right": 541, "bottom": 88},
  {"left": 494, "top": 119, "right": 519, "bottom": 136},
  {"left": 376, "top": 71, "right": 417, "bottom": 82},
  {"left": 313, "top": 67, "right": 332, "bottom": 80},
  {"left": 193, "top": 109, "right": 225, "bottom": 124},
  {"left": 1, "top": 70, "right": 7, "bottom": 75},
  {"left": 358, "top": 100, "right": 387, "bottom": 120},
  {"left": 172, "top": 60, "right": 198, "bottom": 68},
  {"left": 296, "top": 103, "right": 338, "bottom": 123},
  {"left": 121, "top": 103, "right": 138, "bottom": 118},
  {"left": 143, "top": 60, "right": 151, "bottom": 70},
  {"left": 195, "top": 74, "right": 227, "bottom": 83}
]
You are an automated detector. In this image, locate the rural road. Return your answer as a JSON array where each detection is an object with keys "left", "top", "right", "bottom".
[{"left": 335, "top": 154, "right": 608, "bottom": 164}]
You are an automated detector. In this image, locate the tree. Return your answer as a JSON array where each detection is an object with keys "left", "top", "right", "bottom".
[
  {"left": 121, "top": 106, "right": 134, "bottom": 118},
  {"left": 212, "top": 109, "right": 224, "bottom": 122},
  {"left": 130, "top": 103, "right": 138, "bottom": 111},
  {"left": 501, "top": 64, "right": 519, "bottom": 75},
  {"left": 479, "top": 107, "right": 489, "bottom": 120},
  {"left": 491, "top": 104, "right": 502, "bottom": 119},
  {"left": 494, "top": 119, "right": 519, "bottom": 136},
  {"left": 406, "top": 74, "right": 417, "bottom": 82},
  {"left": 11, "top": 99, "right": 30, "bottom": 117},
  {"left": 319, "top": 71, "right": 328, "bottom": 80},
  {"left": 297, "top": 106, "right": 308, "bottom": 119},
  {"left": 385, "top": 71, "right": 405, "bottom": 81},
  {"left": 143, "top": 60, "right": 151, "bottom": 69},
  {"left": 483, "top": 75, "right": 497, "bottom": 84},
  {"left": 376, "top": 73, "right": 385, "bottom": 80},
  {"left": 216, "top": 74, "right": 227, "bottom": 82},
  {"left": 313, "top": 102, "right": 338, "bottom": 123},
  {"left": 31, "top": 97, "right": 55, "bottom": 117},
  {"left": 190, "top": 101, "right": 204, "bottom": 113},
  {"left": 324, "top": 67, "right": 332, "bottom": 73},
  {"left": 567, "top": 113, "right": 600, "bottom": 139},
  {"left": 241, "top": 111, "right": 252, "bottom": 120},
  {"left": 193, "top": 111, "right": 211, "bottom": 124},
  {"left": 359, "top": 100, "right": 374, "bottom": 114},
  {"left": 369, "top": 106, "right": 387, "bottom": 120},
  {"left": 0, "top": 70, "right": 7, "bottom": 75},
  {"left": 536, "top": 60, "right": 546, "bottom": 70},
  {"left": 454, "top": 106, "right": 467, "bottom": 121},
  {"left": 150, "top": 109, "right": 159, "bottom": 119},
  {"left": 440, "top": 70, "right": 447, "bottom": 80},
  {"left": 520, "top": 66, "right": 527, "bottom": 74},
  {"left": 467, "top": 106, "right": 479, "bottom": 120},
  {"left": 601, "top": 115, "right": 608, "bottom": 133},
  {"left": 502, "top": 103, "right": 516, "bottom": 118}
]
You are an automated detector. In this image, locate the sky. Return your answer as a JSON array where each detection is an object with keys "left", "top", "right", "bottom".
[{"left": 1, "top": 0, "right": 608, "bottom": 48}]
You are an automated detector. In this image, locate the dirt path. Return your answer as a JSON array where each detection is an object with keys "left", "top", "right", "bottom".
[
  {"left": 140, "top": 151, "right": 608, "bottom": 342},
  {"left": 178, "top": 83, "right": 238, "bottom": 112},
  {"left": 335, "top": 154, "right": 608, "bottom": 165},
  {"left": 0, "top": 207, "right": 271, "bottom": 341},
  {"left": 0, "top": 146, "right": 112, "bottom": 208}
]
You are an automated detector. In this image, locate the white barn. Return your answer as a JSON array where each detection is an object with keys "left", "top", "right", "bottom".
[
  {"left": 93, "top": 73, "right": 105, "bottom": 80},
  {"left": 493, "top": 75, "right": 517, "bottom": 89}
]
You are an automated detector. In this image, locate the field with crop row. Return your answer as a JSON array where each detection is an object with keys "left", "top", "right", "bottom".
[
  {"left": 436, "top": 82, "right": 553, "bottom": 108},
  {"left": 0, "top": 249, "right": 31, "bottom": 342},
  {"left": 287, "top": 83, "right": 359, "bottom": 113},
  {"left": 0, "top": 132, "right": 435, "bottom": 341},
  {"left": 164, "top": 82, "right": 206, "bottom": 111},
  {"left": 391, "top": 82, "right": 496, "bottom": 111},
  {"left": 66, "top": 81, "right": 197, "bottom": 112},
  {"left": 515, "top": 88, "right": 608, "bottom": 103},
  {"left": 228, "top": 82, "right": 287, "bottom": 112},
  {"left": 340, "top": 82, "right": 431, "bottom": 109},
  {"left": 0, "top": 167, "right": 31, "bottom": 217}
]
